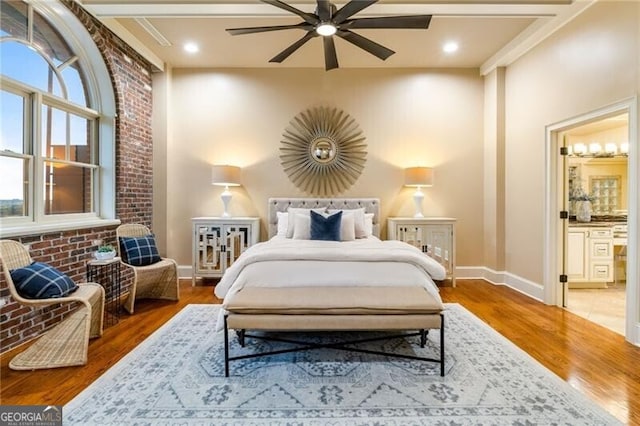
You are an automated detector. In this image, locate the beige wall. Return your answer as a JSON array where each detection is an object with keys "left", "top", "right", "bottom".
[
  {"left": 152, "top": 68, "right": 171, "bottom": 256},
  {"left": 503, "top": 1, "right": 639, "bottom": 283},
  {"left": 161, "top": 68, "right": 484, "bottom": 266},
  {"left": 483, "top": 67, "right": 506, "bottom": 271}
]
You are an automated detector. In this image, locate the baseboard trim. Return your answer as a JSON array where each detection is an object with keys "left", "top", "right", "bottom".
[
  {"left": 456, "top": 266, "right": 544, "bottom": 302},
  {"left": 178, "top": 265, "right": 192, "bottom": 279}
]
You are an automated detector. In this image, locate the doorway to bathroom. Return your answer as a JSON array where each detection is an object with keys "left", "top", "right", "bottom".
[
  {"left": 544, "top": 97, "right": 637, "bottom": 344},
  {"left": 561, "top": 114, "right": 628, "bottom": 335}
]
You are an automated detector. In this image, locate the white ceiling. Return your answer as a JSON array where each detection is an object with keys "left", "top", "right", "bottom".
[{"left": 78, "top": 0, "right": 594, "bottom": 73}]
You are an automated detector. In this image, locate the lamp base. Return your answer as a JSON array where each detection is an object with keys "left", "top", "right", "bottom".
[
  {"left": 220, "top": 187, "right": 232, "bottom": 218},
  {"left": 413, "top": 187, "right": 424, "bottom": 218}
]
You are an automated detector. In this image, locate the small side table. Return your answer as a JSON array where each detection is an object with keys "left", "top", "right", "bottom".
[{"left": 87, "top": 257, "right": 122, "bottom": 327}]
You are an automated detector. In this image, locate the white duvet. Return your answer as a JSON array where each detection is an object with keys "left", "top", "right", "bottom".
[{"left": 215, "top": 236, "right": 446, "bottom": 303}]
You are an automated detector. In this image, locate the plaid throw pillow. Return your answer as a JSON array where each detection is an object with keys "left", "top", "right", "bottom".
[
  {"left": 119, "top": 235, "right": 161, "bottom": 266},
  {"left": 10, "top": 262, "right": 79, "bottom": 299}
]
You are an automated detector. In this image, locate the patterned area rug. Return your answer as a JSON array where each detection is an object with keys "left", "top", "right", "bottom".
[{"left": 64, "top": 304, "right": 620, "bottom": 425}]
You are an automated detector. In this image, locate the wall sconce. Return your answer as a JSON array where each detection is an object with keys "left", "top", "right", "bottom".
[
  {"left": 211, "top": 165, "right": 241, "bottom": 217},
  {"left": 404, "top": 166, "right": 434, "bottom": 218},
  {"left": 573, "top": 143, "right": 587, "bottom": 155},
  {"left": 604, "top": 143, "right": 618, "bottom": 155},
  {"left": 621, "top": 142, "right": 629, "bottom": 155},
  {"left": 588, "top": 143, "right": 602, "bottom": 155},
  {"left": 570, "top": 141, "right": 628, "bottom": 158}
]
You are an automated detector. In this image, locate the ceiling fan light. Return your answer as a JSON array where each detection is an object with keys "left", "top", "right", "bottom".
[{"left": 316, "top": 23, "right": 337, "bottom": 36}]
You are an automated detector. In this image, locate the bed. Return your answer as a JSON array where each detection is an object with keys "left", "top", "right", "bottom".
[{"left": 215, "top": 198, "right": 447, "bottom": 376}]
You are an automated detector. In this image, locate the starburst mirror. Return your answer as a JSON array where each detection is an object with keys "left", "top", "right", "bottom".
[{"left": 280, "top": 106, "right": 367, "bottom": 196}]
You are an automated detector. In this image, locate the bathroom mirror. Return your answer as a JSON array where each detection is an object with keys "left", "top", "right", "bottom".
[{"left": 280, "top": 105, "right": 367, "bottom": 196}]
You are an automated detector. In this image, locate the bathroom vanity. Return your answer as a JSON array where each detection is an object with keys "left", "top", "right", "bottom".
[{"left": 568, "top": 218, "right": 627, "bottom": 288}]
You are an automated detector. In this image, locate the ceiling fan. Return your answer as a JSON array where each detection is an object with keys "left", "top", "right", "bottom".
[{"left": 226, "top": 0, "right": 432, "bottom": 71}]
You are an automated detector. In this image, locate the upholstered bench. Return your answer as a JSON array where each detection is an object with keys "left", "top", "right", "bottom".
[{"left": 222, "top": 286, "right": 445, "bottom": 376}]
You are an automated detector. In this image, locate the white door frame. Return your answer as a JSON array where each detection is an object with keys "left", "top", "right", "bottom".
[{"left": 543, "top": 97, "right": 639, "bottom": 346}]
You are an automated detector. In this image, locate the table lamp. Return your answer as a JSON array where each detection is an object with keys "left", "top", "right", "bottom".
[
  {"left": 211, "top": 165, "right": 241, "bottom": 217},
  {"left": 404, "top": 167, "right": 434, "bottom": 218}
]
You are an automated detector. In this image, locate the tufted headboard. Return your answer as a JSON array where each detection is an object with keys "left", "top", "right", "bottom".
[{"left": 268, "top": 198, "right": 380, "bottom": 239}]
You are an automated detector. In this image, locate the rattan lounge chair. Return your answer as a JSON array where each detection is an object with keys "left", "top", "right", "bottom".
[
  {"left": 116, "top": 224, "right": 179, "bottom": 314},
  {"left": 0, "top": 240, "right": 105, "bottom": 370}
]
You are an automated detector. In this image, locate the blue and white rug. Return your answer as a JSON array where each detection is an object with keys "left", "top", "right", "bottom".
[{"left": 64, "top": 304, "right": 620, "bottom": 425}]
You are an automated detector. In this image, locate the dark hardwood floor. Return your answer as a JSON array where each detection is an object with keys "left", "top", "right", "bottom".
[{"left": 1, "top": 279, "right": 638, "bottom": 424}]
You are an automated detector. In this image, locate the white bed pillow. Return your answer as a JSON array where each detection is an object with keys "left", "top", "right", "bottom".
[
  {"left": 276, "top": 211, "right": 288, "bottom": 237},
  {"left": 286, "top": 207, "right": 326, "bottom": 238},
  {"left": 292, "top": 214, "right": 311, "bottom": 240},
  {"left": 364, "top": 213, "right": 374, "bottom": 237},
  {"left": 327, "top": 208, "right": 367, "bottom": 238},
  {"left": 292, "top": 211, "right": 356, "bottom": 241},
  {"left": 339, "top": 213, "right": 356, "bottom": 241}
]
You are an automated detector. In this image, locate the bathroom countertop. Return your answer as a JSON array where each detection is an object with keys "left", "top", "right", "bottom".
[
  {"left": 568, "top": 222, "right": 625, "bottom": 227},
  {"left": 568, "top": 215, "right": 627, "bottom": 227}
]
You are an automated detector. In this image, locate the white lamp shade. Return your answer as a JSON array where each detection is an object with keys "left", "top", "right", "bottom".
[
  {"left": 404, "top": 167, "right": 434, "bottom": 187},
  {"left": 211, "top": 165, "right": 241, "bottom": 187}
]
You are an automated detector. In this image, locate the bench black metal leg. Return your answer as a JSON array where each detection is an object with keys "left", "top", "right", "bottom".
[
  {"left": 224, "top": 315, "right": 230, "bottom": 377},
  {"left": 236, "top": 329, "right": 245, "bottom": 347},
  {"left": 223, "top": 314, "right": 447, "bottom": 378},
  {"left": 440, "top": 313, "right": 445, "bottom": 377}
]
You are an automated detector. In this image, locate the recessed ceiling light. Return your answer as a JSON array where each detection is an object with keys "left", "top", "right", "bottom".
[
  {"left": 443, "top": 41, "right": 459, "bottom": 54},
  {"left": 184, "top": 42, "right": 199, "bottom": 54}
]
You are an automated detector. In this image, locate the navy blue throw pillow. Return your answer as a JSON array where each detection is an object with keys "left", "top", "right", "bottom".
[
  {"left": 310, "top": 210, "right": 342, "bottom": 241},
  {"left": 10, "top": 262, "right": 78, "bottom": 299},
  {"left": 119, "top": 235, "right": 161, "bottom": 266}
]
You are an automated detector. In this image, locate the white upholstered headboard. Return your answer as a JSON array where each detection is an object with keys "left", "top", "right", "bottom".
[{"left": 268, "top": 198, "right": 380, "bottom": 239}]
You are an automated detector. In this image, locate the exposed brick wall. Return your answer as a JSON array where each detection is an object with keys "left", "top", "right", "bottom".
[
  {"left": 0, "top": 0, "right": 154, "bottom": 353},
  {"left": 0, "top": 228, "right": 121, "bottom": 350}
]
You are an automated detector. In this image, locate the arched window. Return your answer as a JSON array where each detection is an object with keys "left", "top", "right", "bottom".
[{"left": 0, "top": 0, "right": 117, "bottom": 235}]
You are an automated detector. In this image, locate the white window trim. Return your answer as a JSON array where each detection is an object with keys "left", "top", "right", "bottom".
[{"left": 1, "top": 0, "right": 118, "bottom": 236}]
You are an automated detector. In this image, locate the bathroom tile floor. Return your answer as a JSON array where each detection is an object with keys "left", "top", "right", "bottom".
[{"left": 566, "top": 283, "right": 626, "bottom": 335}]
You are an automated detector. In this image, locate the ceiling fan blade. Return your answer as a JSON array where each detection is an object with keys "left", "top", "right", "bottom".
[
  {"left": 227, "top": 22, "right": 313, "bottom": 35},
  {"left": 261, "top": 0, "right": 319, "bottom": 25},
  {"left": 323, "top": 36, "right": 339, "bottom": 71},
  {"left": 316, "top": 0, "right": 332, "bottom": 21},
  {"left": 332, "top": 0, "right": 377, "bottom": 23},
  {"left": 270, "top": 32, "right": 316, "bottom": 63},
  {"left": 336, "top": 29, "right": 394, "bottom": 61},
  {"left": 344, "top": 15, "right": 432, "bottom": 30}
]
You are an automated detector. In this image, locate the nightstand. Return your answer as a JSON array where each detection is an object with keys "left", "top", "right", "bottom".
[
  {"left": 192, "top": 217, "right": 260, "bottom": 285},
  {"left": 387, "top": 217, "right": 457, "bottom": 286}
]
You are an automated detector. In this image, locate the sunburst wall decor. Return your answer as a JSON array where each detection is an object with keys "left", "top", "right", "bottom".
[{"left": 280, "top": 106, "right": 367, "bottom": 196}]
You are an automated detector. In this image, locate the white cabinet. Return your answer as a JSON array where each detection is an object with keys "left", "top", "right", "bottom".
[
  {"left": 387, "top": 217, "right": 456, "bottom": 286},
  {"left": 588, "top": 228, "right": 614, "bottom": 282},
  {"left": 568, "top": 226, "right": 613, "bottom": 287},
  {"left": 192, "top": 217, "right": 259, "bottom": 285},
  {"left": 567, "top": 229, "right": 588, "bottom": 281}
]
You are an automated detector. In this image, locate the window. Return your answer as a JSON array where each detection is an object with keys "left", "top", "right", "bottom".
[
  {"left": 0, "top": 1, "right": 116, "bottom": 235},
  {"left": 590, "top": 176, "right": 621, "bottom": 215}
]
